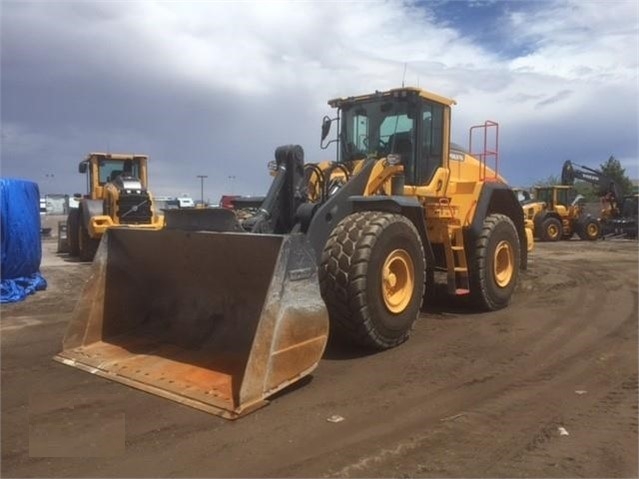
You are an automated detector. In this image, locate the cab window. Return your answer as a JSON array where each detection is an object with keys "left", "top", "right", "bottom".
[
  {"left": 340, "top": 99, "right": 416, "bottom": 172},
  {"left": 352, "top": 115, "right": 369, "bottom": 152},
  {"left": 97, "top": 159, "right": 140, "bottom": 185},
  {"left": 417, "top": 102, "right": 444, "bottom": 185},
  {"left": 536, "top": 188, "right": 552, "bottom": 204},
  {"left": 556, "top": 188, "right": 569, "bottom": 206}
]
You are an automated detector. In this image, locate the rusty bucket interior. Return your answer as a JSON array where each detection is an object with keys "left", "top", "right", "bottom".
[{"left": 54, "top": 228, "right": 329, "bottom": 419}]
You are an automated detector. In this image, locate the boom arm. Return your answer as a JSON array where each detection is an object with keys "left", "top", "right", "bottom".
[{"left": 561, "top": 160, "right": 623, "bottom": 203}]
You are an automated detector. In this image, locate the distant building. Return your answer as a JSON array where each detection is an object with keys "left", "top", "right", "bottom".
[
  {"left": 40, "top": 194, "right": 75, "bottom": 215},
  {"left": 45, "top": 194, "right": 69, "bottom": 214}
]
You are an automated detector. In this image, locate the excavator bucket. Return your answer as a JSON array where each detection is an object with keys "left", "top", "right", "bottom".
[{"left": 54, "top": 227, "right": 329, "bottom": 419}]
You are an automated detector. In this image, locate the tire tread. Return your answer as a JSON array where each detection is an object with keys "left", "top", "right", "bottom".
[{"left": 319, "top": 211, "right": 425, "bottom": 349}]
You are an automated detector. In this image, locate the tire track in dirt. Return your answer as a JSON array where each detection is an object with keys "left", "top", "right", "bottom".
[
  {"left": 271, "top": 250, "right": 638, "bottom": 477},
  {"left": 491, "top": 373, "right": 638, "bottom": 478},
  {"left": 318, "top": 309, "right": 636, "bottom": 478},
  {"left": 3, "top": 242, "right": 636, "bottom": 478}
]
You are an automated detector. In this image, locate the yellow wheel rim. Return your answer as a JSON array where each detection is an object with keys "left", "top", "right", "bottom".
[
  {"left": 587, "top": 223, "right": 598, "bottom": 237},
  {"left": 493, "top": 240, "right": 514, "bottom": 288},
  {"left": 381, "top": 249, "right": 414, "bottom": 314},
  {"left": 547, "top": 224, "right": 559, "bottom": 239}
]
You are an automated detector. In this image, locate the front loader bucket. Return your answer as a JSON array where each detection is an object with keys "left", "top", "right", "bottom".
[{"left": 54, "top": 228, "right": 329, "bottom": 419}]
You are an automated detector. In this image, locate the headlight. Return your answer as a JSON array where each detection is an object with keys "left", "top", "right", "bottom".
[{"left": 387, "top": 154, "right": 401, "bottom": 166}]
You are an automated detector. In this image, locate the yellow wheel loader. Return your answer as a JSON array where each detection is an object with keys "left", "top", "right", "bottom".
[
  {"left": 522, "top": 185, "right": 600, "bottom": 242},
  {"left": 55, "top": 87, "right": 532, "bottom": 419},
  {"left": 66, "top": 153, "right": 164, "bottom": 261}
]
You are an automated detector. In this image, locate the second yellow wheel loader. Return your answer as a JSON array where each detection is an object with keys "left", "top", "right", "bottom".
[
  {"left": 55, "top": 87, "right": 531, "bottom": 419},
  {"left": 67, "top": 152, "right": 164, "bottom": 261},
  {"left": 523, "top": 185, "right": 601, "bottom": 241}
]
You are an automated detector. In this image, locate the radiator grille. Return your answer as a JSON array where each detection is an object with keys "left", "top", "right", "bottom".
[{"left": 117, "top": 193, "right": 153, "bottom": 224}]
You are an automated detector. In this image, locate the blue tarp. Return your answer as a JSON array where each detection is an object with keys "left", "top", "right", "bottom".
[
  {"left": 1, "top": 274, "right": 47, "bottom": 304},
  {"left": 1, "top": 178, "right": 48, "bottom": 303}
]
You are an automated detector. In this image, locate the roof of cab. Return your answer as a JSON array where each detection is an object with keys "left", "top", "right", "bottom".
[
  {"left": 85, "top": 153, "right": 149, "bottom": 161},
  {"left": 328, "top": 87, "right": 456, "bottom": 108}
]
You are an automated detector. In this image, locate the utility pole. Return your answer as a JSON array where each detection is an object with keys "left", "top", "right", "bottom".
[
  {"left": 44, "top": 173, "right": 55, "bottom": 196},
  {"left": 196, "top": 175, "right": 208, "bottom": 206},
  {"left": 228, "top": 175, "right": 236, "bottom": 195}
]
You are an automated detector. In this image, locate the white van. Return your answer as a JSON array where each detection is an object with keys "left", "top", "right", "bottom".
[{"left": 177, "top": 196, "right": 195, "bottom": 208}]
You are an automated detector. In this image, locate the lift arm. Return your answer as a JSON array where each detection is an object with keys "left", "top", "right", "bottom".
[{"left": 561, "top": 160, "right": 623, "bottom": 204}]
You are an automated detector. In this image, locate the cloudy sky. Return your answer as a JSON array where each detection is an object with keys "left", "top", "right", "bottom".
[{"left": 2, "top": 0, "right": 638, "bottom": 202}]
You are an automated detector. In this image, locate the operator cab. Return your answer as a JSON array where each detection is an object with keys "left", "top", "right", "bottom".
[
  {"left": 326, "top": 88, "right": 453, "bottom": 187},
  {"left": 78, "top": 153, "right": 149, "bottom": 199},
  {"left": 97, "top": 158, "right": 142, "bottom": 186},
  {"left": 535, "top": 186, "right": 573, "bottom": 208}
]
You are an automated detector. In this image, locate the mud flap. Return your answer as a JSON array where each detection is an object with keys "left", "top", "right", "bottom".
[{"left": 54, "top": 228, "right": 329, "bottom": 419}]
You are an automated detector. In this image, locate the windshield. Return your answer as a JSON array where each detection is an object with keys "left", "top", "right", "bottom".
[
  {"left": 556, "top": 188, "right": 569, "bottom": 206},
  {"left": 340, "top": 98, "right": 416, "bottom": 164},
  {"left": 536, "top": 188, "right": 553, "bottom": 204},
  {"left": 98, "top": 159, "right": 141, "bottom": 185}
]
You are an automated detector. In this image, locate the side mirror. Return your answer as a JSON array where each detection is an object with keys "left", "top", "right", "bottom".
[
  {"left": 321, "top": 116, "right": 332, "bottom": 142},
  {"left": 78, "top": 162, "right": 87, "bottom": 174}
]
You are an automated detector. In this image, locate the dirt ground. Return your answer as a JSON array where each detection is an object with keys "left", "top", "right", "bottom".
[{"left": 2, "top": 237, "right": 637, "bottom": 478}]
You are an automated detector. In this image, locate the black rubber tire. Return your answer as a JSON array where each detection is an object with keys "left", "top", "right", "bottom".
[
  {"left": 67, "top": 208, "right": 80, "bottom": 256},
  {"left": 78, "top": 210, "right": 99, "bottom": 262},
  {"left": 319, "top": 211, "right": 426, "bottom": 350},
  {"left": 540, "top": 216, "right": 562, "bottom": 242},
  {"left": 577, "top": 217, "right": 600, "bottom": 241},
  {"left": 469, "top": 213, "right": 520, "bottom": 311}
]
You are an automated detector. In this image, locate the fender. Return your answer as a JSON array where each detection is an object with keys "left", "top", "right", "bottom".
[
  {"left": 469, "top": 183, "right": 528, "bottom": 270},
  {"left": 349, "top": 195, "right": 435, "bottom": 267},
  {"left": 305, "top": 159, "right": 376, "bottom": 260},
  {"left": 79, "top": 199, "right": 105, "bottom": 228}
]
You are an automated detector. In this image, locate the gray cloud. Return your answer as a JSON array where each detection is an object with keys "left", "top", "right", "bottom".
[
  {"left": 535, "top": 89, "right": 573, "bottom": 108},
  {"left": 1, "top": 0, "right": 637, "bottom": 201}
]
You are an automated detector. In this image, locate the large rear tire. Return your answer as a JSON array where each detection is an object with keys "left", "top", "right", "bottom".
[
  {"left": 470, "top": 213, "right": 520, "bottom": 311},
  {"left": 319, "top": 211, "right": 426, "bottom": 350},
  {"left": 67, "top": 208, "right": 80, "bottom": 256},
  {"left": 577, "top": 217, "right": 600, "bottom": 241},
  {"left": 540, "top": 216, "right": 562, "bottom": 242}
]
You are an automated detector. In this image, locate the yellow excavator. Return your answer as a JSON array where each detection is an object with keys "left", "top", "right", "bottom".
[
  {"left": 55, "top": 87, "right": 532, "bottom": 419},
  {"left": 67, "top": 153, "right": 164, "bottom": 261}
]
